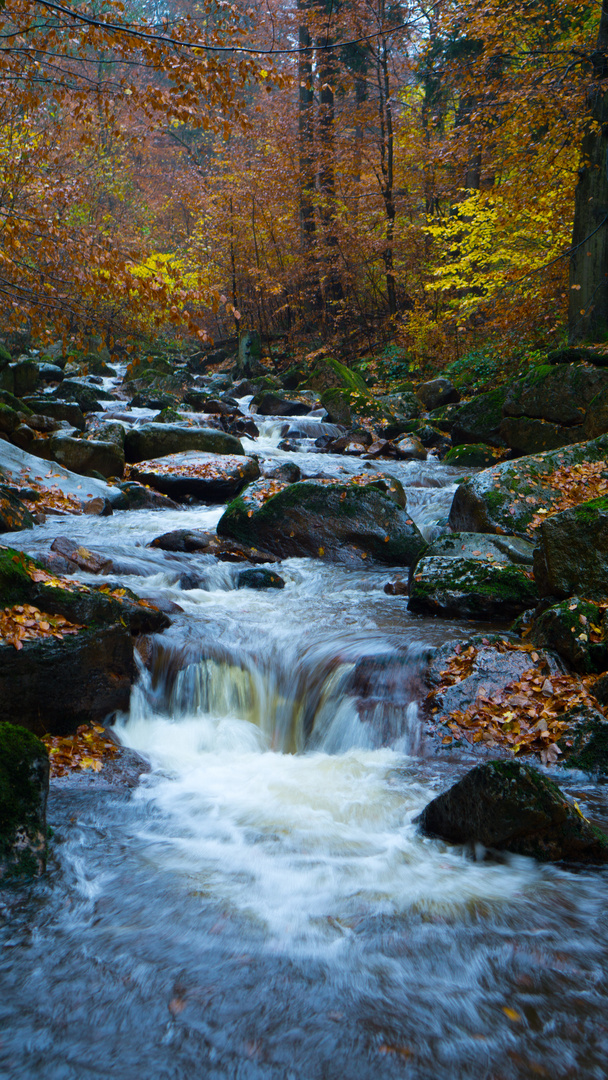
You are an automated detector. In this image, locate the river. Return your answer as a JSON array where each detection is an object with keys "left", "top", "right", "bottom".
[{"left": 1, "top": 387, "right": 608, "bottom": 1079}]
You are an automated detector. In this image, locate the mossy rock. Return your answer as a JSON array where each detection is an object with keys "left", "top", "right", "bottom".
[
  {"left": 320, "top": 387, "right": 351, "bottom": 425},
  {"left": 408, "top": 554, "right": 537, "bottom": 620},
  {"left": 301, "top": 357, "right": 370, "bottom": 395},
  {"left": 450, "top": 388, "right": 507, "bottom": 447},
  {"left": 0, "top": 389, "right": 29, "bottom": 414},
  {"left": 529, "top": 597, "right": 608, "bottom": 673},
  {"left": 0, "top": 487, "right": 34, "bottom": 533},
  {"left": 0, "top": 402, "right": 20, "bottom": 435},
  {"left": 0, "top": 343, "right": 12, "bottom": 369},
  {"left": 533, "top": 495, "right": 608, "bottom": 598},
  {"left": 0, "top": 723, "right": 49, "bottom": 879},
  {"left": 217, "top": 475, "right": 426, "bottom": 566},
  {"left": 444, "top": 444, "right": 499, "bottom": 468},
  {"left": 416, "top": 759, "right": 608, "bottom": 863},
  {"left": 449, "top": 434, "right": 608, "bottom": 534},
  {"left": 504, "top": 363, "right": 608, "bottom": 426},
  {"left": 124, "top": 424, "right": 244, "bottom": 464},
  {"left": 557, "top": 705, "right": 608, "bottom": 775}
]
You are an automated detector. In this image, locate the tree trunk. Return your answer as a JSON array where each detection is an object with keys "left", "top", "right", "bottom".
[
  {"left": 297, "top": 2, "right": 316, "bottom": 253},
  {"left": 317, "top": 8, "right": 343, "bottom": 310},
  {"left": 569, "top": 0, "right": 608, "bottom": 344}
]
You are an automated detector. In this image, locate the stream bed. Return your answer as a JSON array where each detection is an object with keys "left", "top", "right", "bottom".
[{"left": 1, "top": 400, "right": 608, "bottom": 1079}]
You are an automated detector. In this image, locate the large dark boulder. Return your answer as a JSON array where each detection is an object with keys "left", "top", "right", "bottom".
[
  {"left": 416, "top": 378, "right": 459, "bottom": 411},
  {"left": 130, "top": 451, "right": 259, "bottom": 501},
  {"left": 0, "top": 626, "right": 133, "bottom": 736},
  {"left": 48, "top": 434, "right": 125, "bottom": 479},
  {"left": 557, "top": 704, "right": 608, "bottom": 775},
  {"left": 503, "top": 363, "right": 608, "bottom": 426},
  {"left": 450, "top": 388, "right": 507, "bottom": 447},
  {"left": 533, "top": 497, "right": 608, "bottom": 598},
  {"left": 23, "top": 398, "right": 86, "bottom": 430},
  {"left": 499, "top": 416, "right": 585, "bottom": 456},
  {"left": 415, "top": 760, "right": 608, "bottom": 863},
  {"left": 444, "top": 444, "right": 498, "bottom": 468},
  {"left": 124, "top": 424, "right": 243, "bottom": 463},
  {"left": 217, "top": 475, "right": 427, "bottom": 566},
  {"left": 252, "top": 392, "right": 311, "bottom": 416},
  {"left": 448, "top": 435, "right": 608, "bottom": 534},
  {"left": 54, "top": 379, "right": 113, "bottom": 411},
  {"left": 11, "top": 361, "right": 39, "bottom": 398},
  {"left": 0, "top": 724, "right": 49, "bottom": 879}
]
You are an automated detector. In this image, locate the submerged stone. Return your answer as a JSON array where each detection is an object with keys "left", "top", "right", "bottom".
[{"left": 237, "top": 568, "right": 285, "bottom": 590}]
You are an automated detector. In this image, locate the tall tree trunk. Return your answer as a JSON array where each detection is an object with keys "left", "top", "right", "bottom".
[
  {"left": 377, "top": 32, "right": 396, "bottom": 316},
  {"left": 569, "top": 0, "right": 608, "bottom": 344},
  {"left": 297, "top": 1, "right": 316, "bottom": 254},
  {"left": 317, "top": 5, "right": 343, "bottom": 311}
]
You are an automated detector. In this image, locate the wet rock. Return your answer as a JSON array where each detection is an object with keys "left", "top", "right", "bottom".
[
  {"left": 116, "top": 481, "right": 178, "bottom": 511},
  {"left": 426, "top": 532, "right": 535, "bottom": 565},
  {"left": 130, "top": 451, "right": 259, "bottom": 502},
  {"left": 533, "top": 497, "right": 608, "bottom": 598},
  {"left": 499, "top": 416, "right": 585, "bottom": 456},
  {"left": 23, "top": 398, "right": 86, "bottom": 430},
  {"left": 556, "top": 704, "right": 608, "bottom": 775},
  {"left": 529, "top": 597, "right": 608, "bottom": 673},
  {"left": 503, "top": 363, "right": 608, "bottom": 427},
  {"left": 0, "top": 402, "right": 19, "bottom": 435},
  {"left": 83, "top": 496, "right": 114, "bottom": 516},
  {"left": 232, "top": 379, "right": 256, "bottom": 396},
  {"left": 408, "top": 554, "right": 537, "bottom": 620},
  {"left": 0, "top": 485, "right": 34, "bottom": 532},
  {"left": 448, "top": 435, "right": 608, "bottom": 534},
  {"left": 237, "top": 568, "right": 285, "bottom": 590},
  {"left": 394, "top": 435, "right": 426, "bottom": 460},
  {"left": 0, "top": 626, "right": 133, "bottom": 736},
  {"left": 415, "top": 760, "right": 608, "bottom": 863},
  {"left": 148, "top": 528, "right": 277, "bottom": 563},
  {"left": 217, "top": 474, "right": 427, "bottom": 566},
  {"left": 36, "top": 362, "right": 64, "bottom": 384},
  {"left": 85, "top": 419, "right": 126, "bottom": 448},
  {"left": 252, "top": 392, "right": 311, "bottom": 417},
  {"left": 9, "top": 424, "right": 37, "bottom": 452},
  {"left": 228, "top": 417, "right": 259, "bottom": 439},
  {"left": 55, "top": 379, "right": 113, "bottom": 411},
  {"left": 450, "top": 388, "right": 507, "bottom": 447},
  {"left": 444, "top": 444, "right": 498, "bottom": 468},
  {"left": 384, "top": 576, "right": 409, "bottom": 595},
  {"left": 416, "top": 378, "right": 460, "bottom": 411},
  {"left": 378, "top": 392, "right": 421, "bottom": 420},
  {"left": 0, "top": 724, "right": 49, "bottom": 879},
  {"left": 50, "top": 536, "right": 113, "bottom": 574},
  {"left": 178, "top": 571, "right": 206, "bottom": 591},
  {"left": 48, "top": 434, "right": 125, "bottom": 479},
  {"left": 263, "top": 462, "right": 302, "bottom": 483},
  {"left": 183, "top": 389, "right": 234, "bottom": 414},
  {"left": 124, "top": 424, "right": 243, "bottom": 463}
]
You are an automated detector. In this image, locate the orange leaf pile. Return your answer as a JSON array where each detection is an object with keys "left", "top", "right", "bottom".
[
  {"left": 43, "top": 724, "right": 119, "bottom": 778},
  {"left": 0, "top": 604, "right": 83, "bottom": 650},
  {"left": 428, "top": 641, "right": 606, "bottom": 765},
  {"left": 528, "top": 461, "right": 608, "bottom": 531}
]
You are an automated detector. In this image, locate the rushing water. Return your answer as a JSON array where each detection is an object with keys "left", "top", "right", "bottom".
[{"left": 2, "top": 387, "right": 608, "bottom": 1079}]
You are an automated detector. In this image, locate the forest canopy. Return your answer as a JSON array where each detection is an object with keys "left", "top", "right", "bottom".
[{"left": 0, "top": 0, "right": 603, "bottom": 362}]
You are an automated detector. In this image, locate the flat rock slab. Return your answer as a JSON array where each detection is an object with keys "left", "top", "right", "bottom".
[
  {"left": 416, "top": 759, "right": 608, "bottom": 863},
  {"left": 427, "top": 639, "right": 562, "bottom": 716},
  {"left": 130, "top": 451, "right": 259, "bottom": 501},
  {"left": 448, "top": 435, "right": 608, "bottom": 534},
  {"left": 0, "top": 439, "right": 125, "bottom": 511}
]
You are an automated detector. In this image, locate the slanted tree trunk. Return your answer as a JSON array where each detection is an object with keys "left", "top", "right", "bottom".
[{"left": 569, "top": 0, "right": 608, "bottom": 344}]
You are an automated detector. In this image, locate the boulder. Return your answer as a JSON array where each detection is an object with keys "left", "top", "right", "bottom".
[
  {"left": 423, "top": 531, "right": 535, "bottom": 565},
  {"left": 48, "top": 434, "right": 125, "bottom": 479},
  {"left": 499, "top": 416, "right": 585, "bottom": 456},
  {"left": 55, "top": 379, "right": 113, "bottom": 411},
  {"left": 533, "top": 497, "right": 608, "bottom": 598},
  {"left": 23, "top": 398, "right": 86, "bottom": 430},
  {"left": 450, "top": 388, "right": 507, "bottom": 447},
  {"left": 503, "top": 363, "right": 608, "bottom": 426},
  {"left": 252, "top": 392, "right": 311, "bottom": 416},
  {"left": 556, "top": 704, "right": 608, "bottom": 775},
  {"left": 584, "top": 386, "right": 608, "bottom": 439},
  {"left": 416, "top": 377, "right": 460, "bottom": 411},
  {"left": 415, "top": 760, "right": 608, "bottom": 863},
  {"left": 237, "top": 568, "right": 285, "bottom": 590},
  {"left": 0, "top": 486, "right": 34, "bottom": 532},
  {"left": 217, "top": 475, "right": 427, "bottom": 566},
  {"left": 394, "top": 435, "right": 427, "bottom": 461},
  {"left": 301, "top": 356, "right": 369, "bottom": 394},
  {"left": 124, "top": 424, "right": 243, "bottom": 463},
  {"left": 408, "top": 555, "right": 537, "bottom": 620},
  {"left": 444, "top": 444, "right": 499, "bottom": 468},
  {"left": 378, "top": 392, "right": 421, "bottom": 420},
  {"left": 448, "top": 435, "right": 608, "bottom": 534},
  {"left": 0, "top": 724, "right": 49, "bottom": 879},
  {"left": 320, "top": 388, "right": 351, "bottom": 425},
  {"left": 117, "top": 481, "right": 178, "bottom": 511},
  {"left": 529, "top": 597, "right": 608, "bottom": 673},
  {"left": 0, "top": 626, "right": 133, "bottom": 735},
  {"left": 129, "top": 451, "right": 259, "bottom": 501},
  {"left": 36, "top": 363, "right": 64, "bottom": 384},
  {"left": 10, "top": 361, "right": 39, "bottom": 398},
  {"left": 0, "top": 403, "right": 19, "bottom": 435}
]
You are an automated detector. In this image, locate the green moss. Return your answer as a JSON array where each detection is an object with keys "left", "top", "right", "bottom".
[{"left": 572, "top": 496, "right": 608, "bottom": 523}]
